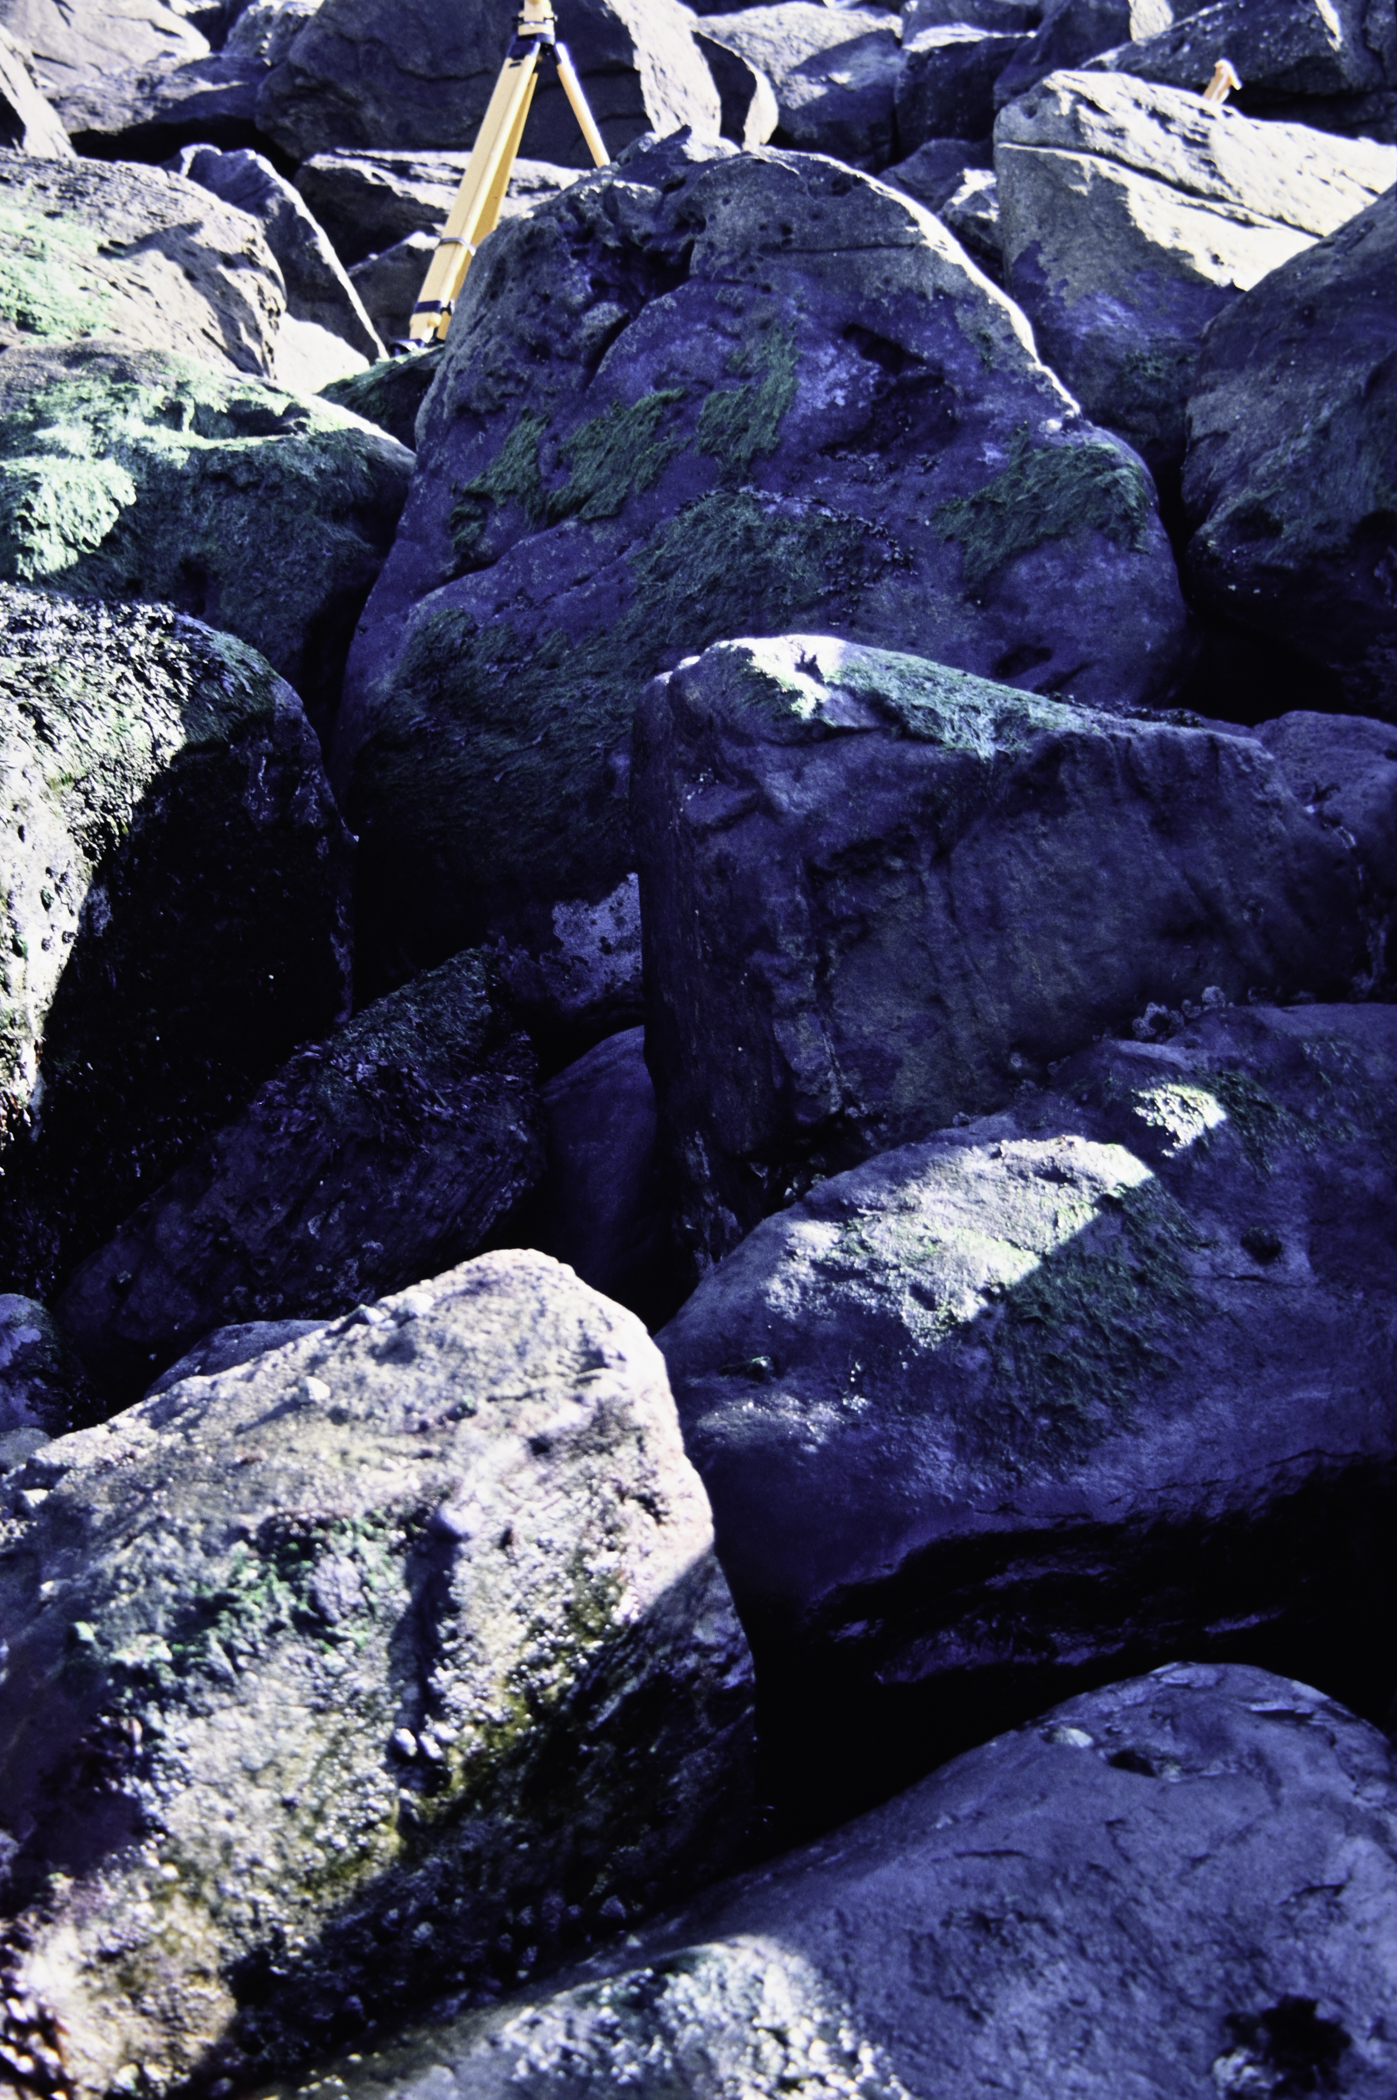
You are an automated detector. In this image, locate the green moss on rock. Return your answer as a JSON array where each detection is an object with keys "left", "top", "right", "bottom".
[
  {"left": 0, "top": 204, "right": 111, "bottom": 340},
  {"left": 933, "top": 426, "right": 1153, "bottom": 591}
]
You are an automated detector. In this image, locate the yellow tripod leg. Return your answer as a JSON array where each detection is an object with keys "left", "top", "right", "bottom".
[
  {"left": 408, "top": 43, "right": 542, "bottom": 344},
  {"left": 554, "top": 43, "right": 609, "bottom": 168}
]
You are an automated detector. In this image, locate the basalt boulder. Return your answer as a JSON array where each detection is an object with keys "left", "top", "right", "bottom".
[
  {"left": 0, "top": 22, "right": 72, "bottom": 155},
  {"left": 698, "top": 4, "right": 902, "bottom": 167},
  {"left": 631, "top": 635, "right": 1383, "bottom": 1272},
  {"left": 294, "top": 151, "right": 577, "bottom": 268},
  {"left": 0, "top": 586, "right": 352, "bottom": 1301},
  {"left": 0, "top": 0, "right": 206, "bottom": 115},
  {"left": 992, "top": 0, "right": 1212, "bottom": 107},
  {"left": 0, "top": 1252, "right": 755, "bottom": 2100},
  {"left": 336, "top": 133, "right": 1185, "bottom": 1006}
]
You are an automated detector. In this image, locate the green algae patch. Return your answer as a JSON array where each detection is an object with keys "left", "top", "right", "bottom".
[
  {"left": 933, "top": 426, "right": 1153, "bottom": 590},
  {"left": 553, "top": 387, "right": 687, "bottom": 522},
  {"left": 0, "top": 204, "right": 111, "bottom": 340},
  {"left": 697, "top": 325, "right": 798, "bottom": 478}
]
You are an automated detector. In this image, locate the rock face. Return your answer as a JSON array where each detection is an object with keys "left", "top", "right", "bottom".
[
  {"left": 0, "top": 341, "right": 413, "bottom": 733},
  {"left": 0, "top": 21, "right": 72, "bottom": 154},
  {"left": 295, "top": 152, "right": 578, "bottom": 268},
  {"left": 1182, "top": 183, "right": 1397, "bottom": 722},
  {"left": 1088, "top": 0, "right": 1397, "bottom": 125},
  {"left": 632, "top": 634, "right": 1381, "bottom": 1272},
  {"left": 57, "top": 951, "right": 546, "bottom": 1403},
  {"left": 896, "top": 24, "right": 1027, "bottom": 150},
  {"left": 0, "top": 586, "right": 352, "bottom": 1301},
  {"left": 699, "top": 4, "right": 902, "bottom": 167},
  {"left": 336, "top": 133, "right": 1185, "bottom": 1003},
  {"left": 0, "top": 1294, "right": 93, "bottom": 1435},
  {"left": 0, "top": 0, "right": 207, "bottom": 113},
  {"left": 304, "top": 1665, "right": 1397, "bottom": 2100},
  {"left": 321, "top": 342, "right": 444, "bottom": 449},
  {"left": 0, "top": 1253, "right": 755, "bottom": 2100},
  {"left": 256, "top": 0, "right": 721, "bottom": 168},
  {"left": 0, "top": 148, "right": 285, "bottom": 379},
  {"left": 995, "top": 70, "right": 1396, "bottom": 470},
  {"left": 658, "top": 997, "right": 1397, "bottom": 1825}
]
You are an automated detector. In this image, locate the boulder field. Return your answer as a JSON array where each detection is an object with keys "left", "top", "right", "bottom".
[{"left": 0, "top": 2, "right": 1394, "bottom": 2094}]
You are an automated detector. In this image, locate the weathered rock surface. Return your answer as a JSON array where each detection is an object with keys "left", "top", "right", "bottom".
[
  {"left": 658, "top": 998, "right": 1397, "bottom": 1824},
  {"left": 0, "top": 0, "right": 207, "bottom": 113},
  {"left": 995, "top": 70, "right": 1395, "bottom": 470},
  {"left": 320, "top": 343, "right": 445, "bottom": 449},
  {"left": 0, "top": 586, "right": 352, "bottom": 1301},
  {"left": 0, "top": 341, "right": 413, "bottom": 734},
  {"left": 0, "top": 1293, "right": 93, "bottom": 1434},
  {"left": 0, "top": 21, "right": 71, "bottom": 154},
  {"left": 0, "top": 1252, "right": 755, "bottom": 2100},
  {"left": 348, "top": 232, "right": 438, "bottom": 351},
  {"left": 145, "top": 1316, "right": 328, "bottom": 1395},
  {"left": 993, "top": 0, "right": 1211, "bottom": 108},
  {"left": 1088, "top": 0, "right": 1397, "bottom": 123},
  {"left": 1182, "top": 183, "right": 1397, "bottom": 722},
  {"left": 0, "top": 148, "right": 285, "bottom": 378},
  {"left": 256, "top": 0, "right": 720, "bottom": 169},
  {"left": 896, "top": 23, "right": 1027, "bottom": 149},
  {"left": 295, "top": 153, "right": 578, "bottom": 269},
  {"left": 632, "top": 635, "right": 1382, "bottom": 1271},
  {"left": 336, "top": 134, "right": 1185, "bottom": 1003},
  {"left": 303, "top": 1665, "right": 1397, "bottom": 2100},
  {"left": 693, "top": 27, "right": 779, "bottom": 148},
  {"left": 699, "top": 5, "right": 901, "bottom": 166},
  {"left": 57, "top": 950, "right": 545, "bottom": 1403}
]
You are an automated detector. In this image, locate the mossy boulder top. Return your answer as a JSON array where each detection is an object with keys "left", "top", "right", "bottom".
[
  {"left": 334, "top": 131, "right": 1186, "bottom": 995},
  {"left": 0, "top": 1251, "right": 754, "bottom": 2100},
  {"left": 0, "top": 148, "right": 285, "bottom": 377},
  {"left": 658, "top": 999, "right": 1397, "bottom": 1827},
  {"left": 0, "top": 340, "right": 413, "bottom": 729}
]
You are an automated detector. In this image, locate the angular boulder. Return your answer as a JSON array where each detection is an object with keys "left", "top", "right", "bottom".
[
  {"left": 336, "top": 134, "right": 1185, "bottom": 1003},
  {"left": 0, "top": 147, "right": 285, "bottom": 377},
  {"left": 0, "top": 1253, "right": 755, "bottom": 2100},
  {"left": 320, "top": 341, "right": 445, "bottom": 449},
  {"left": 632, "top": 635, "right": 1379, "bottom": 1271},
  {"left": 298, "top": 1666, "right": 1397, "bottom": 2100},
  {"left": 699, "top": 3, "right": 902, "bottom": 167},
  {"left": 0, "top": 0, "right": 207, "bottom": 113},
  {"left": 896, "top": 24, "right": 1028, "bottom": 150},
  {"left": 0, "top": 21, "right": 72, "bottom": 154},
  {"left": 0, "top": 586, "right": 352, "bottom": 1301},
  {"left": 294, "top": 150, "right": 577, "bottom": 267},
  {"left": 1087, "top": 0, "right": 1397, "bottom": 124},
  {"left": 0, "top": 341, "right": 413, "bottom": 733},
  {"left": 995, "top": 69, "right": 1395, "bottom": 470},
  {"left": 993, "top": 0, "right": 1212, "bottom": 107},
  {"left": 0, "top": 1293, "right": 93, "bottom": 1435},
  {"left": 1182, "top": 184, "right": 1397, "bottom": 722},
  {"left": 256, "top": 0, "right": 720, "bottom": 168},
  {"left": 57, "top": 950, "right": 545, "bottom": 1403}
]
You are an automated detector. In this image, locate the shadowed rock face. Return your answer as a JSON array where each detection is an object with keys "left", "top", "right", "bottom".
[
  {"left": 295, "top": 1663, "right": 1397, "bottom": 2100},
  {"left": 0, "top": 586, "right": 352, "bottom": 1301},
  {"left": 0, "top": 1252, "right": 755, "bottom": 2100},
  {"left": 632, "top": 633, "right": 1381, "bottom": 1275},
  {"left": 335, "top": 132, "right": 1185, "bottom": 1005}
]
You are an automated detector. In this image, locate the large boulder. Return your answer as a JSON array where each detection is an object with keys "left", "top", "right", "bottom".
[
  {"left": 993, "top": 0, "right": 1213, "bottom": 107},
  {"left": 1182, "top": 184, "right": 1397, "bottom": 723},
  {"left": 0, "top": 340, "right": 413, "bottom": 733},
  {"left": 0, "top": 20, "right": 72, "bottom": 154},
  {"left": 698, "top": 4, "right": 902, "bottom": 167},
  {"left": 0, "top": 586, "right": 352, "bottom": 1301},
  {"left": 994, "top": 70, "right": 1395, "bottom": 471},
  {"left": 657, "top": 997, "right": 1397, "bottom": 1827},
  {"left": 335, "top": 134, "right": 1185, "bottom": 1006},
  {"left": 255, "top": 0, "right": 721, "bottom": 168},
  {"left": 56, "top": 951, "right": 546, "bottom": 1403},
  {"left": 0, "top": 147, "right": 285, "bottom": 378},
  {"left": 0, "top": 1294, "right": 94, "bottom": 1435},
  {"left": 0, "top": 1252, "right": 755, "bottom": 2100},
  {"left": 632, "top": 634, "right": 1381, "bottom": 1272},
  {"left": 295, "top": 1665, "right": 1397, "bottom": 2100},
  {"left": 295, "top": 151, "right": 578, "bottom": 267},
  {"left": 896, "top": 24, "right": 1028, "bottom": 150},
  {"left": 0, "top": 0, "right": 207, "bottom": 114}
]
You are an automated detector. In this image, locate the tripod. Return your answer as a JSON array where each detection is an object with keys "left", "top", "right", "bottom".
[{"left": 405, "top": 0, "right": 610, "bottom": 347}]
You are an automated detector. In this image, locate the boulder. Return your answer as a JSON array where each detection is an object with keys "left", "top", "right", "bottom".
[
  {"left": 896, "top": 24, "right": 1028, "bottom": 149},
  {"left": 693, "top": 28, "right": 779, "bottom": 148},
  {"left": 0, "top": 147, "right": 285, "bottom": 378},
  {"left": 993, "top": 0, "right": 1211, "bottom": 108},
  {"left": 256, "top": 0, "right": 721, "bottom": 169},
  {"left": 1182, "top": 184, "right": 1397, "bottom": 722},
  {"left": 939, "top": 163, "right": 1002, "bottom": 273},
  {"left": 658, "top": 996, "right": 1397, "bottom": 1825},
  {"left": 144, "top": 1316, "right": 328, "bottom": 1394},
  {"left": 335, "top": 134, "right": 1185, "bottom": 1006},
  {"left": 291, "top": 1666, "right": 1397, "bottom": 2100},
  {"left": 995, "top": 70, "right": 1396, "bottom": 470},
  {"left": 0, "top": 21, "right": 71, "bottom": 153},
  {"left": 348, "top": 231, "right": 438, "bottom": 349},
  {"left": 904, "top": 0, "right": 1038, "bottom": 29},
  {"left": 0, "top": 586, "right": 352, "bottom": 1301},
  {"left": 631, "top": 634, "right": 1381, "bottom": 1272},
  {"left": 698, "top": 4, "right": 901, "bottom": 166},
  {"left": 0, "top": 340, "right": 414, "bottom": 735},
  {"left": 0, "top": 0, "right": 207, "bottom": 114},
  {"left": 1086, "top": 0, "right": 1397, "bottom": 119},
  {"left": 883, "top": 129, "right": 993, "bottom": 209},
  {"left": 0, "top": 1293, "right": 94, "bottom": 1434},
  {"left": 320, "top": 342, "right": 445, "bottom": 448},
  {"left": 0, "top": 1252, "right": 755, "bottom": 2100},
  {"left": 295, "top": 151, "right": 579, "bottom": 269},
  {"left": 57, "top": 950, "right": 545, "bottom": 1403},
  {"left": 53, "top": 52, "right": 265, "bottom": 160}
]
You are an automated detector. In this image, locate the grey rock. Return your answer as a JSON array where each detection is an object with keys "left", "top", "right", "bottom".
[
  {"left": 993, "top": 0, "right": 1211, "bottom": 107},
  {"left": 0, "top": 585, "right": 352, "bottom": 1301},
  {"left": 896, "top": 24, "right": 1028, "bottom": 148},
  {"left": 1257, "top": 712, "right": 1397, "bottom": 891},
  {"left": 904, "top": 0, "right": 1038, "bottom": 30},
  {"left": 1086, "top": 0, "right": 1393, "bottom": 108},
  {"left": 170, "top": 144, "right": 383, "bottom": 365},
  {"left": 882, "top": 128, "right": 992, "bottom": 208},
  {"left": 57, "top": 950, "right": 545, "bottom": 1403},
  {"left": 0, "top": 21, "right": 70, "bottom": 153},
  {"left": 143, "top": 1316, "right": 328, "bottom": 1395},
  {"left": 632, "top": 635, "right": 1381, "bottom": 1272},
  {"left": 335, "top": 135, "right": 1185, "bottom": 1007},
  {"left": 0, "top": 0, "right": 207, "bottom": 112},
  {"left": 995, "top": 69, "right": 1396, "bottom": 469},
  {"left": 348, "top": 229, "right": 437, "bottom": 348},
  {"left": 320, "top": 342, "right": 445, "bottom": 448},
  {"left": 1182, "top": 184, "right": 1397, "bottom": 721},
  {"left": 658, "top": 999, "right": 1397, "bottom": 1825},
  {"left": 53, "top": 52, "right": 263, "bottom": 160},
  {"left": 222, "top": 0, "right": 321, "bottom": 69},
  {"left": 939, "top": 162, "right": 1002, "bottom": 270},
  {"left": 0, "top": 340, "right": 414, "bottom": 735},
  {"left": 0, "top": 146, "right": 285, "bottom": 377},
  {"left": 0, "top": 1294, "right": 93, "bottom": 1433},
  {"left": 694, "top": 27, "right": 780, "bottom": 146},
  {"left": 299, "top": 1665, "right": 1397, "bottom": 2100},
  {"left": 699, "top": 4, "right": 902, "bottom": 165},
  {"left": 296, "top": 151, "right": 579, "bottom": 268},
  {"left": 256, "top": 0, "right": 720, "bottom": 169},
  {"left": 0, "top": 1251, "right": 755, "bottom": 2100}
]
